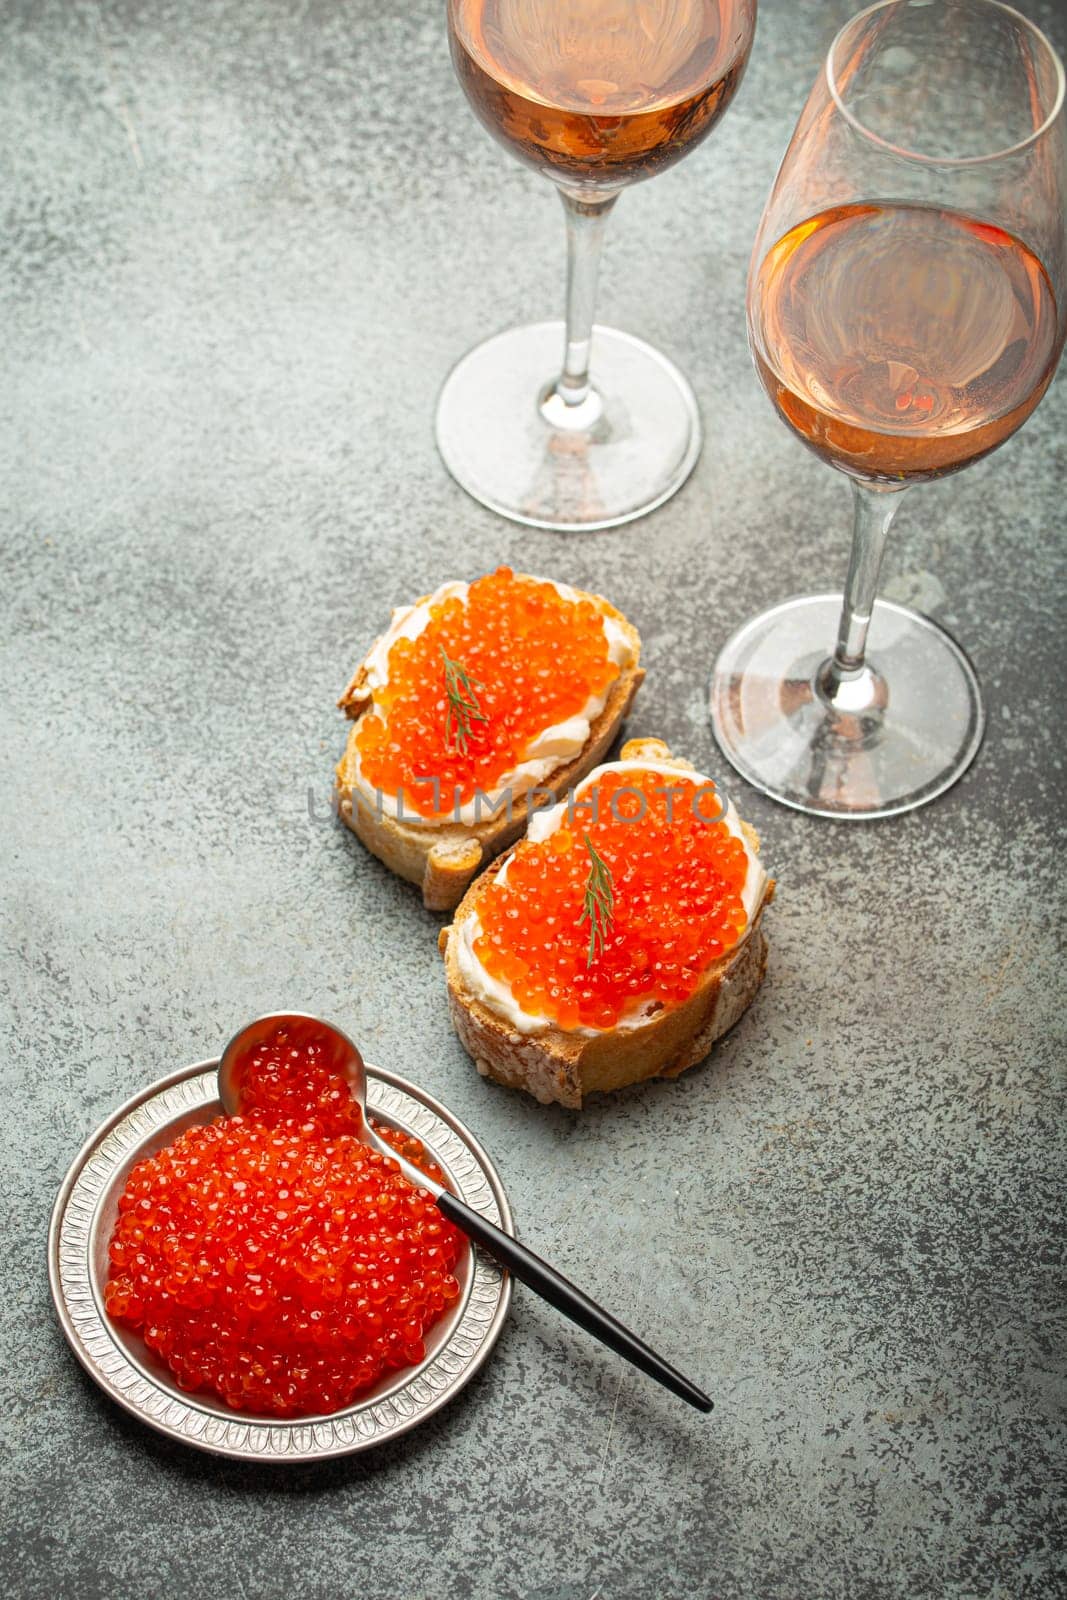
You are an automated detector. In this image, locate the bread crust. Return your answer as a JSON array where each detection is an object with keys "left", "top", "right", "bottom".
[
  {"left": 335, "top": 587, "right": 644, "bottom": 910},
  {"left": 440, "top": 739, "right": 774, "bottom": 1108}
]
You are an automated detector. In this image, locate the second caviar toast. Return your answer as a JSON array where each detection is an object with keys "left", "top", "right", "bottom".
[{"left": 440, "top": 738, "right": 774, "bottom": 1108}]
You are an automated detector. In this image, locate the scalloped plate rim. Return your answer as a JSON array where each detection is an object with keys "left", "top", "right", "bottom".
[{"left": 48, "top": 1055, "right": 513, "bottom": 1461}]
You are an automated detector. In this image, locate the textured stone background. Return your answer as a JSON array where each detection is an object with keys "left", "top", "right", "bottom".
[{"left": 2, "top": 1, "right": 1065, "bottom": 1596}]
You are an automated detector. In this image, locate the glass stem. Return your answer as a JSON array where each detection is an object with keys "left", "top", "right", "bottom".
[
  {"left": 819, "top": 480, "right": 904, "bottom": 703},
  {"left": 541, "top": 188, "right": 619, "bottom": 427}
]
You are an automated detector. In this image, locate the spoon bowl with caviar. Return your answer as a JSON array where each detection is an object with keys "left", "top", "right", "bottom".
[{"left": 218, "top": 1012, "right": 712, "bottom": 1413}]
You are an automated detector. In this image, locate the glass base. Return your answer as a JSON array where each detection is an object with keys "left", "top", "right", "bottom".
[
  {"left": 709, "top": 595, "right": 985, "bottom": 819},
  {"left": 435, "top": 321, "right": 701, "bottom": 531}
]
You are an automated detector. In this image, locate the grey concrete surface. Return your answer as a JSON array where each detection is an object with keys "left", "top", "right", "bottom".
[{"left": 2, "top": 1, "right": 1065, "bottom": 1597}]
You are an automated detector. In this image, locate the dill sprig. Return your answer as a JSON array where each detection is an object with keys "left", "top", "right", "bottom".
[
  {"left": 439, "top": 645, "right": 488, "bottom": 752},
  {"left": 577, "top": 833, "right": 614, "bottom": 967}
]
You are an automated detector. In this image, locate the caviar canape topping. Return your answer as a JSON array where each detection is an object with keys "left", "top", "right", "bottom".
[
  {"left": 473, "top": 768, "right": 751, "bottom": 1032},
  {"left": 355, "top": 568, "right": 623, "bottom": 816},
  {"left": 104, "top": 1028, "right": 465, "bottom": 1418}
]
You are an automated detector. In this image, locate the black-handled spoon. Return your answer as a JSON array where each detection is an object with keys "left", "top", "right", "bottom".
[{"left": 218, "top": 1012, "right": 711, "bottom": 1413}]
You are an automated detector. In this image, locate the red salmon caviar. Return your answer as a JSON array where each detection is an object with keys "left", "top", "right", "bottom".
[
  {"left": 235, "top": 1030, "right": 364, "bottom": 1138},
  {"left": 104, "top": 1030, "right": 465, "bottom": 1418},
  {"left": 474, "top": 768, "right": 750, "bottom": 1031},
  {"left": 355, "top": 567, "right": 620, "bottom": 817}
]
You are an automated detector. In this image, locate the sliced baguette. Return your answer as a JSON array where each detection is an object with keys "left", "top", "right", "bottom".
[
  {"left": 335, "top": 584, "right": 644, "bottom": 911},
  {"left": 440, "top": 738, "right": 774, "bottom": 1108}
]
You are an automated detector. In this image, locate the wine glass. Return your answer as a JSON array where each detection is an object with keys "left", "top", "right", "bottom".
[
  {"left": 437, "top": 0, "right": 757, "bottom": 531},
  {"left": 710, "top": 0, "right": 1066, "bottom": 818}
]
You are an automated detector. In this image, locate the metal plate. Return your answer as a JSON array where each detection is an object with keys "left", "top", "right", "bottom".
[{"left": 48, "top": 1059, "right": 512, "bottom": 1461}]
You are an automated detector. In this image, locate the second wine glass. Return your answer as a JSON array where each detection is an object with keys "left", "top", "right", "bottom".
[
  {"left": 711, "top": 0, "right": 1066, "bottom": 818},
  {"left": 437, "top": 0, "right": 757, "bottom": 531}
]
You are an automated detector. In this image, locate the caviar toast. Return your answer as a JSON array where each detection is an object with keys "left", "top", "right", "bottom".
[
  {"left": 336, "top": 569, "right": 644, "bottom": 910},
  {"left": 440, "top": 739, "right": 773, "bottom": 1108}
]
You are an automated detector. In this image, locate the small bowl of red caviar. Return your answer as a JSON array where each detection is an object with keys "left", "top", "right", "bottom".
[{"left": 49, "top": 1052, "right": 512, "bottom": 1461}]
